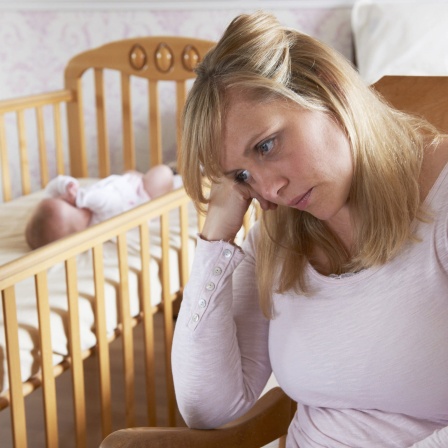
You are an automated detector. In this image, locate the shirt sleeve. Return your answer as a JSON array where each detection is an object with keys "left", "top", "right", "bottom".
[{"left": 172, "top": 223, "right": 271, "bottom": 429}]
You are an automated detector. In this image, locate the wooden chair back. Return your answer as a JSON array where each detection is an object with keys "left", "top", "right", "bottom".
[
  {"left": 373, "top": 75, "right": 448, "bottom": 132},
  {"left": 100, "top": 386, "right": 295, "bottom": 448}
]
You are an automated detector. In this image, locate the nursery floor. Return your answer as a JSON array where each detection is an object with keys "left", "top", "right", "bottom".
[{"left": 0, "top": 313, "right": 185, "bottom": 448}]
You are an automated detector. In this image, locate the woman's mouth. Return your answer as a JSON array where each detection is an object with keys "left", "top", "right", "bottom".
[{"left": 289, "top": 188, "right": 313, "bottom": 210}]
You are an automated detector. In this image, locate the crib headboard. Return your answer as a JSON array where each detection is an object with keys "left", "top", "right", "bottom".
[
  {"left": 64, "top": 36, "right": 215, "bottom": 178},
  {"left": 0, "top": 36, "right": 215, "bottom": 202}
]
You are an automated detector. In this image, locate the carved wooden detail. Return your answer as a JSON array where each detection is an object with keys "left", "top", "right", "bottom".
[
  {"left": 129, "top": 44, "right": 147, "bottom": 71},
  {"left": 182, "top": 45, "right": 200, "bottom": 72},
  {"left": 154, "top": 43, "right": 174, "bottom": 73}
]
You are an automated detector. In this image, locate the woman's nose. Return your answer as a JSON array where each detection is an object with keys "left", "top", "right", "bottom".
[{"left": 254, "top": 169, "right": 286, "bottom": 201}]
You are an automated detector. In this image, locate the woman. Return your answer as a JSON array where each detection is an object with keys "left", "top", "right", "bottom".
[{"left": 172, "top": 11, "right": 448, "bottom": 447}]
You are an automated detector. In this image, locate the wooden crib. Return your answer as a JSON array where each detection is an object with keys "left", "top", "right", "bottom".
[{"left": 0, "top": 36, "right": 224, "bottom": 448}]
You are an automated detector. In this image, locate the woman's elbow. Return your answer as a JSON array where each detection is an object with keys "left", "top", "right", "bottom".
[{"left": 178, "top": 403, "right": 228, "bottom": 429}]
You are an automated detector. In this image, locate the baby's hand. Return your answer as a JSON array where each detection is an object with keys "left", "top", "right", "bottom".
[{"left": 64, "top": 181, "right": 78, "bottom": 205}]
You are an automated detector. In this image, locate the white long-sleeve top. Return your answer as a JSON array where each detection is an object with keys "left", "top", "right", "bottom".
[{"left": 172, "top": 162, "right": 448, "bottom": 447}]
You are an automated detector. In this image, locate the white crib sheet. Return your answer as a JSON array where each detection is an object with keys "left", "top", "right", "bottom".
[{"left": 0, "top": 179, "right": 198, "bottom": 393}]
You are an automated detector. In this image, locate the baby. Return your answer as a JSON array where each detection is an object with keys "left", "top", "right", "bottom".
[{"left": 25, "top": 164, "right": 176, "bottom": 249}]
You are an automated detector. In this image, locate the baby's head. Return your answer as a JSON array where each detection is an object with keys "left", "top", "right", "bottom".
[
  {"left": 142, "top": 164, "right": 175, "bottom": 199},
  {"left": 25, "top": 198, "right": 92, "bottom": 249}
]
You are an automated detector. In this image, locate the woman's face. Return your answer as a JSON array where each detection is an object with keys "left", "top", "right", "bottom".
[{"left": 219, "top": 91, "right": 354, "bottom": 223}]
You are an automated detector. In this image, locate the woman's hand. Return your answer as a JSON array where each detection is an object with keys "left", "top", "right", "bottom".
[{"left": 201, "top": 177, "right": 277, "bottom": 242}]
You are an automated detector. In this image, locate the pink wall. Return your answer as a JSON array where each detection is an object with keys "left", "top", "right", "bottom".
[{"left": 0, "top": 7, "right": 353, "bottom": 99}]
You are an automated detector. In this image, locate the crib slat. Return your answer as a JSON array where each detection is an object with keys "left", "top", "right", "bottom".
[
  {"left": 0, "top": 114, "right": 12, "bottom": 202},
  {"left": 176, "top": 81, "right": 187, "bottom": 154},
  {"left": 117, "top": 233, "right": 135, "bottom": 428},
  {"left": 148, "top": 80, "right": 162, "bottom": 167},
  {"left": 138, "top": 222, "right": 157, "bottom": 426},
  {"left": 95, "top": 69, "right": 110, "bottom": 178},
  {"left": 66, "top": 79, "right": 88, "bottom": 177},
  {"left": 36, "top": 106, "right": 49, "bottom": 188},
  {"left": 2, "top": 286, "right": 28, "bottom": 448},
  {"left": 17, "top": 110, "right": 31, "bottom": 195},
  {"left": 121, "top": 74, "right": 135, "bottom": 171},
  {"left": 35, "top": 271, "right": 59, "bottom": 448},
  {"left": 65, "top": 257, "right": 87, "bottom": 448},
  {"left": 160, "top": 212, "right": 176, "bottom": 426},
  {"left": 92, "top": 244, "right": 113, "bottom": 438},
  {"left": 52, "top": 103, "right": 65, "bottom": 175}
]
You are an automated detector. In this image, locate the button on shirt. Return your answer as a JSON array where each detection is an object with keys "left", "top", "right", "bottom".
[{"left": 185, "top": 241, "right": 240, "bottom": 330}]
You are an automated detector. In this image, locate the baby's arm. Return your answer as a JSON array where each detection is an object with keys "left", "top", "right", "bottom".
[
  {"left": 63, "top": 181, "right": 79, "bottom": 205},
  {"left": 45, "top": 175, "right": 79, "bottom": 204}
]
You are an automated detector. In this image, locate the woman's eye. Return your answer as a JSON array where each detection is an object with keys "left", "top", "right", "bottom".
[
  {"left": 257, "top": 139, "right": 274, "bottom": 155},
  {"left": 235, "top": 169, "right": 251, "bottom": 184}
]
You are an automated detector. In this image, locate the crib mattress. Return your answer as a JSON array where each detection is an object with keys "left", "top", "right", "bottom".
[{"left": 0, "top": 179, "right": 198, "bottom": 393}]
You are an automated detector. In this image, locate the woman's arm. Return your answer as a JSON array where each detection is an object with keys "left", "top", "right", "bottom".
[
  {"left": 172, "top": 225, "right": 271, "bottom": 429},
  {"left": 410, "top": 427, "right": 448, "bottom": 447}
]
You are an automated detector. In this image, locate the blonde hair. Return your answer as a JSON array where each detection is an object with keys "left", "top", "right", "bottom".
[{"left": 180, "top": 12, "right": 440, "bottom": 317}]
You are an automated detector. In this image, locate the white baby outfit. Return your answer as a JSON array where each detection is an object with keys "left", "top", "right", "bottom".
[{"left": 45, "top": 173, "right": 150, "bottom": 225}]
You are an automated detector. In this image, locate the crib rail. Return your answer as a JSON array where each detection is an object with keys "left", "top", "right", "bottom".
[
  {"left": 0, "top": 187, "right": 196, "bottom": 448},
  {"left": 0, "top": 90, "right": 73, "bottom": 202}
]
